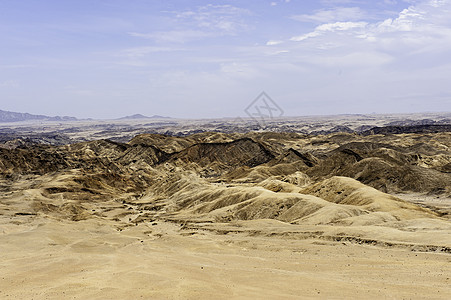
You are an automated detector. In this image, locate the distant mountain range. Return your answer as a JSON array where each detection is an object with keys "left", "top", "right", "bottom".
[
  {"left": 0, "top": 110, "right": 172, "bottom": 123},
  {"left": 0, "top": 109, "right": 78, "bottom": 123},
  {"left": 117, "top": 114, "right": 172, "bottom": 120}
]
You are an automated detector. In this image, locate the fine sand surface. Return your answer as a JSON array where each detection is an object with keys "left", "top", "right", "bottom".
[{"left": 1, "top": 216, "right": 450, "bottom": 299}]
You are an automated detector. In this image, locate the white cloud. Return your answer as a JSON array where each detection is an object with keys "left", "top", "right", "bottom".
[
  {"left": 270, "top": 50, "right": 290, "bottom": 55},
  {"left": 266, "top": 40, "right": 284, "bottom": 45},
  {"left": 271, "top": 0, "right": 291, "bottom": 6},
  {"left": 175, "top": 4, "right": 251, "bottom": 34},
  {"left": 290, "top": 31, "right": 322, "bottom": 42},
  {"left": 317, "top": 21, "right": 368, "bottom": 31},
  {"left": 130, "top": 4, "right": 251, "bottom": 43},
  {"left": 290, "top": 21, "right": 367, "bottom": 41},
  {"left": 292, "top": 7, "right": 367, "bottom": 23},
  {"left": 129, "top": 30, "right": 211, "bottom": 43},
  {"left": 289, "top": 0, "right": 451, "bottom": 54},
  {"left": 260, "top": 0, "right": 449, "bottom": 83},
  {"left": 376, "top": 7, "right": 425, "bottom": 32},
  {"left": 369, "top": 0, "right": 451, "bottom": 54}
]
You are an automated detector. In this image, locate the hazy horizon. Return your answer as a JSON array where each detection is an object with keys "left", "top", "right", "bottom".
[
  {"left": 2, "top": 107, "right": 451, "bottom": 122},
  {"left": 1, "top": 0, "right": 451, "bottom": 119}
]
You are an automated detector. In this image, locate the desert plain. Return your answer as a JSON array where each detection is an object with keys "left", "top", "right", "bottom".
[{"left": 1, "top": 114, "right": 451, "bottom": 299}]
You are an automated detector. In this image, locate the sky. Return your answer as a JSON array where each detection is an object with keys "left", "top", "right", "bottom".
[{"left": 0, "top": 0, "right": 451, "bottom": 119}]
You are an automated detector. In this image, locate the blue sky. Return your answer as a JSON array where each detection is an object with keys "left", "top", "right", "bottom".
[{"left": 1, "top": 0, "right": 450, "bottom": 119}]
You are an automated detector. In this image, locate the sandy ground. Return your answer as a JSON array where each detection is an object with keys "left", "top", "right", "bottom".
[
  {"left": 1, "top": 127, "right": 451, "bottom": 299},
  {"left": 1, "top": 216, "right": 450, "bottom": 300}
]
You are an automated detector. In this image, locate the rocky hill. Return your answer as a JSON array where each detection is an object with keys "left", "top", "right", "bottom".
[
  {"left": 1, "top": 128, "right": 451, "bottom": 299},
  {"left": 0, "top": 109, "right": 77, "bottom": 123},
  {"left": 118, "top": 114, "right": 171, "bottom": 120},
  {"left": 1, "top": 131, "right": 450, "bottom": 223}
]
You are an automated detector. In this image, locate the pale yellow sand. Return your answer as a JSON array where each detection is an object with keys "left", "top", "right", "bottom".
[{"left": 1, "top": 217, "right": 450, "bottom": 299}]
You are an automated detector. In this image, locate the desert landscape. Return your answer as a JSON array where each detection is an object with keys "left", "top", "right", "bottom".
[
  {"left": 1, "top": 115, "right": 451, "bottom": 299},
  {"left": 3, "top": 0, "right": 451, "bottom": 298}
]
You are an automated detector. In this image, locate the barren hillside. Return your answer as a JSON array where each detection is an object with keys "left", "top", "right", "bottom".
[{"left": 1, "top": 130, "right": 451, "bottom": 299}]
